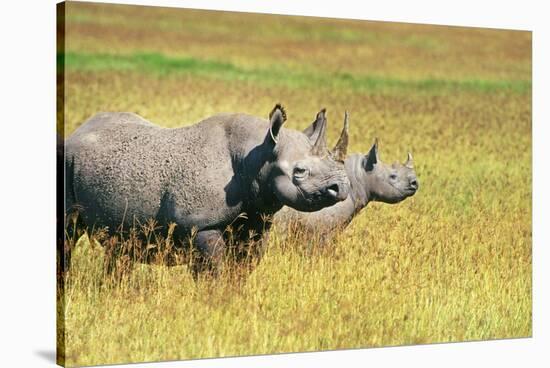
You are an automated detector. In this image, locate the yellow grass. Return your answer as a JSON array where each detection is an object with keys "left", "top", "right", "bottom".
[{"left": 58, "top": 2, "right": 531, "bottom": 366}]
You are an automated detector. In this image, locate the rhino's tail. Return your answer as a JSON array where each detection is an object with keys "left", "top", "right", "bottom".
[
  {"left": 57, "top": 133, "right": 79, "bottom": 274},
  {"left": 57, "top": 132, "right": 69, "bottom": 274}
]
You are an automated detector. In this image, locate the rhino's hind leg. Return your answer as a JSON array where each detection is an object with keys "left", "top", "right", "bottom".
[{"left": 191, "top": 229, "right": 226, "bottom": 278}]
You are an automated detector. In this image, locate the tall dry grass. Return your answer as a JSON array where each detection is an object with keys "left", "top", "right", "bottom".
[{"left": 57, "top": 2, "right": 531, "bottom": 366}]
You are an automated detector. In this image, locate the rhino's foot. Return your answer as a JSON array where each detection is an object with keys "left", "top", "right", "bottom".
[{"left": 191, "top": 229, "right": 226, "bottom": 279}]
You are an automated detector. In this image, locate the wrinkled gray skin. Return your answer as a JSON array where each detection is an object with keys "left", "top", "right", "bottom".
[
  {"left": 275, "top": 139, "right": 418, "bottom": 235},
  {"left": 65, "top": 105, "right": 350, "bottom": 275}
]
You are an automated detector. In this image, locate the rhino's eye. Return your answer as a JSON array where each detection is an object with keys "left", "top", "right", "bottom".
[
  {"left": 293, "top": 166, "right": 310, "bottom": 180},
  {"left": 389, "top": 173, "right": 398, "bottom": 180}
]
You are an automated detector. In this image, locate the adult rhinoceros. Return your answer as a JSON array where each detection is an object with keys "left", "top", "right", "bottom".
[{"left": 64, "top": 104, "right": 350, "bottom": 275}]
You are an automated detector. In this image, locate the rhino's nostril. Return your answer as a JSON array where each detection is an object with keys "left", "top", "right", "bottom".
[
  {"left": 326, "top": 184, "right": 339, "bottom": 197},
  {"left": 410, "top": 179, "right": 418, "bottom": 190}
]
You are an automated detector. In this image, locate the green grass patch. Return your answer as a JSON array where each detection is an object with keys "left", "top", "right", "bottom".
[{"left": 59, "top": 51, "right": 531, "bottom": 94}]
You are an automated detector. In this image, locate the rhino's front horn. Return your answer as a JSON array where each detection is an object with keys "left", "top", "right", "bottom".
[
  {"left": 405, "top": 152, "right": 414, "bottom": 169},
  {"left": 331, "top": 111, "right": 349, "bottom": 162},
  {"left": 311, "top": 108, "right": 328, "bottom": 156}
]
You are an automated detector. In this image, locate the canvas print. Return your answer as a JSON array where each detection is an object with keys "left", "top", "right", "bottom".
[{"left": 56, "top": 1, "right": 532, "bottom": 366}]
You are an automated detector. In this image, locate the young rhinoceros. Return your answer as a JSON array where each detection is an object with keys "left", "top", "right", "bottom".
[
  {"left": 274, "top": 115, "right": 418, "bottom": 236},
  {"left": 64, "top": 104, "right": 350, "bottom": 274}
]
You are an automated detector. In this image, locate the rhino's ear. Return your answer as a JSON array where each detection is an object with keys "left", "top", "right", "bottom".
[
  {"left": 268, "top": 103, "right": 287, "bottom": 144},
  {"left": 303, "top": 108, "right": 327, "bottom": 144},
  {"left": 363, "top": 138, "right": 379, "bottom": 171}
]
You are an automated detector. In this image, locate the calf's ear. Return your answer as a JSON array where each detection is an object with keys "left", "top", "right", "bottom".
[
  {"left": 363, "top": 138, "right": 379, "bottom": 171},
  {"left": 268, "top": 103, "right": 287, "bottom": 144}
]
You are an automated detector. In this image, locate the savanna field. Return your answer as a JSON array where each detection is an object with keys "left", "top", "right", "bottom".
[{"left": 57, "top": 3, "right": 532, "bottom": 366}]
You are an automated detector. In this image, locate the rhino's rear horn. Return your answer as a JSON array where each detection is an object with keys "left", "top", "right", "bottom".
[
  {"left": 331, "top": 111, "right": 349, "bottom": 162},
  {"left": 311, "top": 108, "right": 328, "bottom": 156},
  {"left": 268, "top": 103, "right": 287, "bottom": 144}
]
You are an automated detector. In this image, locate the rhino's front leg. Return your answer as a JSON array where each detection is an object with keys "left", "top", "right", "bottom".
[
  {"left": 247, "top": 232, "right": 270, "bottom": 261},
  {"left": 231, "top": 231, "right": 271, "bottom": 278},
  {"left": 191, "top": 229, "right": 226, "bottom": 278}
]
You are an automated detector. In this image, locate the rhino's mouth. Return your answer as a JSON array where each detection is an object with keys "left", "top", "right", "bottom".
[
  {"left": 401, "top": 186, "right": 418, "bottom": 197},
  {"left": 390, "top": 183, "right": 417, "bottom": 198},
  {"left": 405, "top": 187, "right": 418, "bottom": 195},
  {"left": 298, "top": 188, "right": 343, "bottom": 211},
  {"left": 323, "top": 182, "right": 349, "bottom": 202}
]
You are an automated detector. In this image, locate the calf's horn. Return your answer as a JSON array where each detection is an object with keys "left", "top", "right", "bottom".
[{"left": 405, "top": 152, "right": 414, "bottom": 168}]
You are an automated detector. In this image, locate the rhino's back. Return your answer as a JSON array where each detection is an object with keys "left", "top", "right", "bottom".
[
  {"left": 66, "top": 113, "right": 175, "bottom": 229},
  {"left": 65, "top": 112, "right": 268, "bottom": 233}
]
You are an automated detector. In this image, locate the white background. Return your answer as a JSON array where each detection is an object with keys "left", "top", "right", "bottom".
[{"left": 0, "top": 0, "right": 548, "bottom": 366}]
